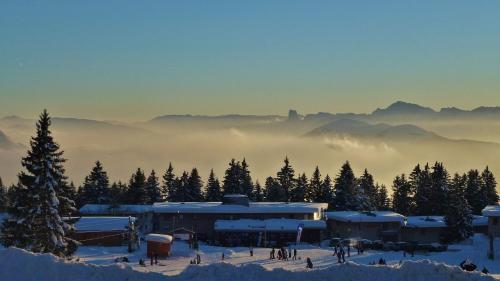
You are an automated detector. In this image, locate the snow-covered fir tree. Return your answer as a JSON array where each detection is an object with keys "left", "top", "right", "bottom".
[
  {"left": 306, "top": 166, "right": 322, "bottom": 202},
  {"left": 240, "top": 159, "right": 254, "bottom": 198},
  {"left": 375, "top": 184, "right": 390, "bottom": 210},
  {"left": 413, "top": 164, "right": 433, "bottom": 215},
  {"left": 0, "top": 110, "right": 77, "bottom": 257},
  {"left": 265, "top": 176, "right": 286, "bottom": 201},
  {"left": 252, "top": 180, "right": 265, "bottom": 202},
  {"left": 205, "top": 169, "right": 222, "bottom": 201},
  {"left": 443, "top": 173, "right": 473, "bottom": 243},
  {"left": 222, "top": 159, "right": 242, "bottom": 195},
  {"left": 465, "top": 169, "right": 484, "bottom": 215},
  {"left": 481, "top": 166, "right": 499, "bottom": 206},
  {"left": 358, "top": 169, "right": 377, "bottom": 211},
  {"left": 333, "top": 161, "right": 358, "bottom": 210},
  {"left": 320, "top": 174, "right": 334, "bottom": 206},
  {"left": 146, "top": 170, "right": 161, "bottom": 203},
  {"left": 429, "top": 162, "right": 449, "bottom": 215}
]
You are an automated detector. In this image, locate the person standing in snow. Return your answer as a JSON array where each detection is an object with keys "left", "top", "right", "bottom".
[
  {"left": 196, "top": 253, "right": 201, "bottom": 264},
  {"left": 270, "top": 248, "right": 275, "bottom": 259},
  {"left": 293, "top": 248, "right": 297, "bottom": 260},
  {"left": 336, "top": 251, "right": 342, "bottom": 263},
  {"left": 222, "top": 253, "right": 225, "bottom": 261},
  {"left": 250, "top": 247, "right": 253, "bottom": 257},
  {"left": 306, "top": 257, "right": 313, "bottom": 269},
  {"left": 347, "top": 244, "right": 351, "bottom": 257},
  {"left": 154, "top": 253, "right": 158, "bottom": 265}
]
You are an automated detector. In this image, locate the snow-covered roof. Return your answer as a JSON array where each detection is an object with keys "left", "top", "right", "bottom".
[
  {"left": 214, "top": 219, "right": 326, "bottom": 232},
  {"left": 79, "top": 204, "right": 153, "bottom": 215},
  {"left": 153, "top": 202, "right": 328, "bottom": 214},
  {"left": 145, "top": 233, "right": 173, "bottom": 243},
  {"left": 325, "top": 211, "right": 405, "bottom": 223},
  {"left": 74, "top": 216, "right": 135, "bottom": 232},
  {"left": 405, "top": 216, "right": 488, "bottom": 228},
  {"left": 482, "top": 205, "right": 500, "bottom": 217}
]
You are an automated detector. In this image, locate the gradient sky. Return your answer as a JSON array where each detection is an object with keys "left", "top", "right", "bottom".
[{"left": 1, "top": 1, "right": 500, "bottom": 120}]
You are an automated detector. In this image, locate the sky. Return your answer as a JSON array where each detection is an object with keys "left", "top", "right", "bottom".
[{"left": 1, "top": 1, "right": 500, "bottom": 121}]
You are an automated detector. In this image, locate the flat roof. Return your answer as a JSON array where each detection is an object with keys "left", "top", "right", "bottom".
[
  {"left": 74, "top": 216, "right": 135, "bottom": 232},
  {"left": 214, "top": 218, "right": 326, "bottom": 232},
  {"left": 153, "top": 202, "right": 328, "bottom": 214},
  {"left": 404, "top": 215, "right": 487, "bottom": 228},
  {"left": 325, "top": 211, "right": 405, "bottom": 223},
  {"left": 79, "top": 204, "right": 153, "bottom": 215}
]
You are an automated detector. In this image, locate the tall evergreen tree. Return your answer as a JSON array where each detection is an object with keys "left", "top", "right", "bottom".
[
  {"left": 0, "top": 177, "right": 6, "bottom": 211},
  {"left": 392, "top": 174, "right": 413, "bottom": 216},
  {"left": 413, "top": 164, "right": 433, "bottom": 215},
  {"left": 319, "top": 174, "right": 334, "bottom": 205},
  {"left": 481, "top": 166, "right": 499, "bottom": 206},
  {"left": 358, "top": 169, "right": 377, "bottom": 211},
  {"left": 1, "top": 183, "right": 31, "bottom": 249},
  {"left": 375, "top": 184, "right": 390, "bottom": 210},
  {"left": 79, "top": 161, "right": 110, "bottom": 205},
  {"left": 186, "top": 168, "right": 203, "bottom": 201},
  {"left": 429, "top": 162, "right": 449, "bottom": 215},
  {"left": 109, "top": 181, "right": 127, "bottom": 208},
  {"left": 60, "top": 182, "right": 77, "bottom": 216},
  {"left": 222, "top": 159, "right": 242, "bottom": 195},
  {"left": 276, "top": 157, "right": 296, "bottom": 202},
  {"left": 290, "top": 173, "right": 308, "bottom": 202},
  {"left": 0, "top": 110, "right": 76, "bottom": 256},
  {"left": 333, "top": 161, "right": 358, "bottom": 210},
  {"left": 127, "top": 168, "right": 149, "bottom": 204},
  {"left": 306, "top": 167, "right": 322, "bottom": 202},
  {"left": 443, "top": 173, "right": 473, "bottom": 243},
  {"left": 146, "top": 170, "right": 161, "bottom": 203},
  {"left": 173, "top": 172, "right": 190, "bottom": 202},
  {"left": 253, "top": 181, "right": 265, "bottom": 202},
  {"left": 264, "top": 176, "right": 286, "bottom": 201},
  {"left": 240, "top": 159, "right": 254, "bottom": 198},
  {"left": 205, "top": 169, "right": 222, "bottom": 201},
  {"left": 162, "top": 163, "right": 176, "bottom": 202},
  {"left": 465, "top": 169, "right": 485, "bottom": 215}
]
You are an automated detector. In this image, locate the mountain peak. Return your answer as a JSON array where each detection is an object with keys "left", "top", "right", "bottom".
[{"left": 372, "top": 101, "right": 436, "bottom": 116}]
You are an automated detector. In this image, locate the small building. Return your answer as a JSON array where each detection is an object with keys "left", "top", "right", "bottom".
[
  {"left": 79, "top": 204, "right": 154, "bottom": 234},
  {"left": 402, "top": 215, "right": 488, "bottom": 243},
  {"left": 214, "top": 218, "right": 326, "bottom": 247},
  {"left": 71, "top": 216, "right": 135, "bottom": 246},
  {"left": 145, "top": 234, "right": 173, "bottom": 258},
  {"left": 326, "top": 211, "right": 405, "bottom": 241},
  {"left": 482, "top": 205, "right": 500, "bottom": 236}
]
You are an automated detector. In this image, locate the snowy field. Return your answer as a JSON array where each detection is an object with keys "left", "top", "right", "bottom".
[{"left": 1, "top": 234, "right": 500, "bottom": 280}]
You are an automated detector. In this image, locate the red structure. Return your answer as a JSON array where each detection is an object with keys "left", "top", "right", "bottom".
[{"left": 145, "top": 234, "right": 173, "bottom": 258}]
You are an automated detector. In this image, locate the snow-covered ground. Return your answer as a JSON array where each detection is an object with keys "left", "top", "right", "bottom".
[
  {"left": 74, "top": 234, "right": 500, "bottom": 278},
  {"left": 1, "top": 234, "right": 499, "bottom": 280}
]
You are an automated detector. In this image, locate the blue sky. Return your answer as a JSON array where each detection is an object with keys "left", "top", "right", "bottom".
[{"left": 1, "top": 1, "right": 500, "bottom": 120}]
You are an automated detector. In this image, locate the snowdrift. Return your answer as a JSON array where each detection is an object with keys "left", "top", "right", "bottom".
[{"left": 0, "top": 247, "right": 496, "bottom": 281}]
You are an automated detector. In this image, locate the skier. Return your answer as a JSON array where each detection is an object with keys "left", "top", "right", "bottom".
[{"left": 306, "top": 257, "right": 313, "bottom": 269}]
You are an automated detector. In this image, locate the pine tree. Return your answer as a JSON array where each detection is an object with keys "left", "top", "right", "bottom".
[
  {"left": 80, "top": 161, "right": 110, "bottom": 205},
  {"left": 1, "top": 183, "right": 31, "bottom": 249},
  {"left": 290, "top": 173, "right": 307, "bottom": 202},
  {"left": 205, "top": 169, "right": 222, "bottom": 201},
  {"left": 0, "top": 110, "right": 76, "bottom": 256},
  {"left": 429, "top": 162, "right": 449, "bottom": 215},
  {"left": 162, "top": 163, "right": 176, "bottom": 202},
  {"left": 306, "top": 167, "right": 322, "bottom": 202},
  {"left": 481, "top": 166, "right": 499, "bottom": 206},
  {"left": 264, "top": 177, "right": 286, "bottom": 201},
  {"left": 333, "top": 161, "right": 358, "bottom": 210},
  {"left": 146, "top": 170, "right": 161, "bottom": 204},
  {"left": 186, "top": 168, "right": 203, "bottom": 201},
  {"left": 358, "top": 169, "right": 377, "bottom": 211},
  {"left": 109, "top": 181, "right": 127, "bottom": 208},
  {"left": 465, "top": 169, "right": 485, "bottom": 215},
  {"left": 127, "top": 168, "right": 149, "bottom": 204},
  {"left": 375, "top": 184, "right": 390, "bottom": 210},
  {"left": 392, "top": 174, "right": 412, "bottom": 216},
  {"left": 0, "top": 177, "right": 6, "bottom": 212},
  {"left": 413, "top": 164, "right": 433, "bottom": 215},
  {"left": 240, "top": 159, "right": 254, "bottom": 198},
  {"left": 276, "top": 157, "right": 296, "bottom": 202},
  {"left": 59, "top": 182, "right": 77, "bottom": 216},
  {"left": 222, "top": 159, "right": 242, "bottom": 195},
  {"left": 443, "top": 173, "right": 473, "bottom": 243},
  {"left": 319, "top": 174, "right": 334, "bottom": 205},
  {"left": 173, "top": 172, "right": 190, "bottom": 202},
  {"left": 253, "top": 181, "right": 265, "bottom": 202}
]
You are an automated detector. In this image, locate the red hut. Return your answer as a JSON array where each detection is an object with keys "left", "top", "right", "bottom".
[{"left": 145, "top": 234, "right": 173, "bottom": 258}]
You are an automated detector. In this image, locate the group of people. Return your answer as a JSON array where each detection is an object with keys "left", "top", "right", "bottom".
[
  {"left": 269, "top": 247, "right": 298, "bottom": 261},
  {"left": 190, "top": 254, "right": 202, "bottom": 265},
  {"left": 333, "top": 244, "right": 349, "bottom": 263}
]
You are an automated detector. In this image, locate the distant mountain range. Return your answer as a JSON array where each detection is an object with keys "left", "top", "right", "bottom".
[{"left": 0, "top": 129, "right": 22, "bottom": 150}]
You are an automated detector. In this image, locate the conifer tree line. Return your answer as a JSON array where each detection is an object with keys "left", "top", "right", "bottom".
[{"left": 1, "top": 111, "right": 499, "bottom": 255}]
